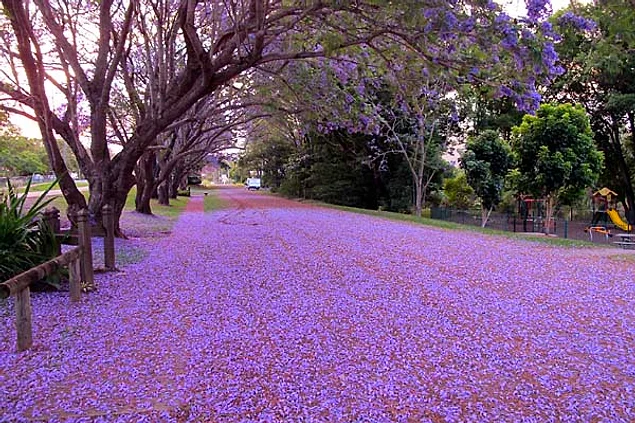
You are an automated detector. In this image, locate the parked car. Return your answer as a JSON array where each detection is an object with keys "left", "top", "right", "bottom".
[
  {"left": 187, "top": 175, "right": 202, "bottom": 185},
  {"left": 246, "top": 177, "right": 261, "bottom": 190}
]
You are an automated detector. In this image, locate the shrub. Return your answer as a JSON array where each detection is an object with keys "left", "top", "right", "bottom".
[{"left": 0, "top": 178, "right": 61, "bottom": 287}]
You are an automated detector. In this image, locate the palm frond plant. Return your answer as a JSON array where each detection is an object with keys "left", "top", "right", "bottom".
[{"left": 0, "top": 178, "right": 62, "bottom": 288}]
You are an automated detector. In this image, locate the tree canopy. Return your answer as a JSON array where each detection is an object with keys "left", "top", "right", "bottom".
[
  {"left": 548, "top": 0, "right": 635, "bottom": 220},
  {"left": 512, "top": 103, "right": 604, "bottom": 231},
  {"left": 0, "top": 0, "right": 566, "bottom": 231},
  {"left": 460, "top": 130, "right": 511, "bottom": 226}
]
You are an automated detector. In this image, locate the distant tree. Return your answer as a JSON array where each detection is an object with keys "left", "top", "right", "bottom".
[
  {"left": 239, "top": 137, "right": 296, "bottom": 190},
  {"left": 511, "top": 103, "right": 604, "bottom": 233},
  {"left": 460, "top": 130, "right": 512, "bottom": 226},
  {"left": 468, "top": 88, "right": 525, "bottom": 139},
  {"left": 0, "top": 129, "right": 49, "bottom": 176},
  {"left": 443, "top": 171, "right": 474, "bottom": 210}
]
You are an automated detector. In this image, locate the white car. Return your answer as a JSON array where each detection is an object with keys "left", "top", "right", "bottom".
[{"left": 246, "top": 178, "right": 261, "bottom": 190}]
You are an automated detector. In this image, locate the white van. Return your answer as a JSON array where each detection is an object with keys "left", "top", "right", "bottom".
[{"left": 246, "top": 177, "right": 261, "bottom": 190}]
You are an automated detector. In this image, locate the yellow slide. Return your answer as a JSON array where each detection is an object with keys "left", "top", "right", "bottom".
[{"left": 607, "top": 208, "right": 632, "bottom": 231}]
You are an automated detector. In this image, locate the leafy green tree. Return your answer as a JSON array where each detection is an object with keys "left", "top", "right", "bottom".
[
  {"left": 460, "top": 86, "right": 525, "bottom": 140},
  {"left": 0, "top": 122, "right": 49, "bottom": 176},
  {"left": 443, "top": 171, "right": 474, "bottom": 210},
  {"left": 460, "top": 130, "right": 512, "bottom": 226},
  {"left": 0, "top": 134, "right": 49, "bottom": 176},
  {"left": 548, "top": 1, "right": 635, "bottom": 221},
  {"left": 239, "top": 138, "right": 296, "bottom": 190},
  {"left": 511, "top": 103, "right": 604, "bottom": 233},
  {"left": 281, "top": 131, "right": 381, "bottom": 210}
]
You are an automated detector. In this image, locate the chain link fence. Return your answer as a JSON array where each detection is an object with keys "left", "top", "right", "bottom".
[{"left": 430, "top": 207, "right": 623, "bottom": 244}]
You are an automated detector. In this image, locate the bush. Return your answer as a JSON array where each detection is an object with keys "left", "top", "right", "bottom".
[{"left": 0, "top": 178, "right": 61, "bottom": 287}]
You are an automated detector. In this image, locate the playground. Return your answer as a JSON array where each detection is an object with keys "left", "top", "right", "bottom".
[
  {"left": 2, "top": 189, "right": 635, "bottom": 422},
  {"left": 431, "top": 187, "right": 635, "bottom": 246},
  {"left": 587, "top": 188, "right": 634, "bottom": 246}
]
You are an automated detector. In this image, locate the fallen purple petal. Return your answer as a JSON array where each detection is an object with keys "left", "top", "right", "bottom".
[{"left": 1, "top": 189, "right": 635, "bottom": 421}]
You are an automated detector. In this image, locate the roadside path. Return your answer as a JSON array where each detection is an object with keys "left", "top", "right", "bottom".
[
  {"left": 24, "top": 185, "right": 90, "bottom": 198},
  {"left": 1, "top": 189, "right": 635, "bottom": 422}
]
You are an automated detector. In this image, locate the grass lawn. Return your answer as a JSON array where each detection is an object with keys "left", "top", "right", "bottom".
[
  {"left": 123, "top": 186, "right": 189, "bottom": 215},
  {"left": 21, "top": 180, "right": 89, "bottom": 192},
  {"left": 35, "top": 186, "right": 188, "bottom": 219},
  {"left": 118, "top": 187, "right": 189, "bottom": 237},
  {"left": 202, "top": 191, "right": 227, "bottom": 212},
  {"left": 0, "top": 180, "right": 89, "bottom": 194},
  {"left": 293, "top": 198, "right": 601, "bottom": 248}
]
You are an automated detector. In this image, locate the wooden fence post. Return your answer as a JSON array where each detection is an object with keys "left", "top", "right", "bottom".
[
  {"left": 102, "top": 204, "right": 116, "bottom": 270},
  {"left": 68, "top": 257, "right": 81, "bottom": 302},
  {"left": 16, "top": 287, "right": 32, "bottom": 352},
  {"left": 77, "top": 209, "right": 94, "bottom": 289},
  {"left": 42, "top": 207, "right": 61, "bottom": 255}
]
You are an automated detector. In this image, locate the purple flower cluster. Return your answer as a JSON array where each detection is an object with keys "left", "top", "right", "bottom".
[
  {"left": 557, "top": 11, "right": 597, "bottom": 31},
  {"left": 524, "top": 0, "right": 552, "bottom": 23},
  {"left": 2, "top": 190, "right": 635, "bottom": 421}
]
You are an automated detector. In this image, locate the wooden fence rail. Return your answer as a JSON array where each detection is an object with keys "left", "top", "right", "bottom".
[
  {"left": 0, "top": 248, "right": 83, "bottom": 352},
  {"left": 42, "top": 205, "right": 116, "bottom": 272},
  {"left": 1, "top": 208, "right": 98, "bottom": 352}
]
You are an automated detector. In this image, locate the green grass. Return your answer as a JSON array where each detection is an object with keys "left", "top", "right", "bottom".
[
  {"left": 150, "top": 196, "right": 189, "bottom": 218},
  {"left": 298, "top": 200, "right": 601, "bottom": 248},
  {"left": 124, "top": 186, "right": 138, "bottom": 210},
  {"left": 9, "top": 180, "right": 89, "bottom": 193},
  {"left": 115, "top": 245, "right": 148, "bottom": 265},
  {"left": 122, "top": 186, "right": 188, "bottom": 216},
  {"left": 203, "top": 191, "right": 227, "bottom": 212},
  {"left": 21, "top": 185, "right": 187, "bottom": 227}
]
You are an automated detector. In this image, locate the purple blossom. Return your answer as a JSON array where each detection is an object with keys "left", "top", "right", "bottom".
[
  {"left": 525, "top": 0, "right": 552, "bottom": 23},
  {"left": 558, "top": 11, "right": 597, "bottom": 31},
  {"left": 355, "top": 82, "right": 366, "bottom": 96},
  {"left": 445, "top": 11, "right": 458, "bottom": 30}
]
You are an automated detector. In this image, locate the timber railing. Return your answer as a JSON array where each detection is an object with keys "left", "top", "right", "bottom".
[
  {"left": 1, "top": 206, "right": 115, "bottom": 352},
  {"left": 0, "top": 247, "right": 83, "bottom": 351},
  {"left": 42, "top": 205, "right": 116, "bottom": 272}
]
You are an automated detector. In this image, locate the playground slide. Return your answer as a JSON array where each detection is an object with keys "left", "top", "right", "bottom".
[{"left": 607, "top": 208, "right": 632, "bottom": 231}]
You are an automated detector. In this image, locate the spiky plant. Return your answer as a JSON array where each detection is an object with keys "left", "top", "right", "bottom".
[{"left": 0, "top": 178, "right": 61, "bottom": 285}]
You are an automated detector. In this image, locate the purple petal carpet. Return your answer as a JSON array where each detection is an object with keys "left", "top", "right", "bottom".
[{"left": 2, "top": 189, "right": 635, "bottom": 422}]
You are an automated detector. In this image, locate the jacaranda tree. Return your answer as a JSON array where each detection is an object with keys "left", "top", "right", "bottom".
[{"left": 0, "top": 0, "right": 569, "bottom": 233}]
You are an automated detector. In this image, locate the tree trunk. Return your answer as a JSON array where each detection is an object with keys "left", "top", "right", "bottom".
[
  {"left": 136, "top": 185, "right": 153, "bottom": 215},
  {"left": 169, "top": 173, "right": 179, "bottom": 199},
  {"left": 110, "top": 167, "right": 137, "bottom": 237},
  {"left": 414, "top": 180, "right": 423, "bottom": 218},
  {"left": 544, "top": 195, "right": 555, "bottom": 235},
  {"left": 134, "top": 178, "right": 145, "bottom": 213},
  {"left": 135, "top": 151, "right": 155, "bottom": 215},
  {"left": 481, "top": 206, "right": 493, "bottom": 227},
  {"left": 158, "top": 182, "right": 169, "bottom": 206}
]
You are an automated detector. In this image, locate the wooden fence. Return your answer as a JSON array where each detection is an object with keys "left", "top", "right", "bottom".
[{"left": 1, "top": 206, "right": 115, "bottom": 352}]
